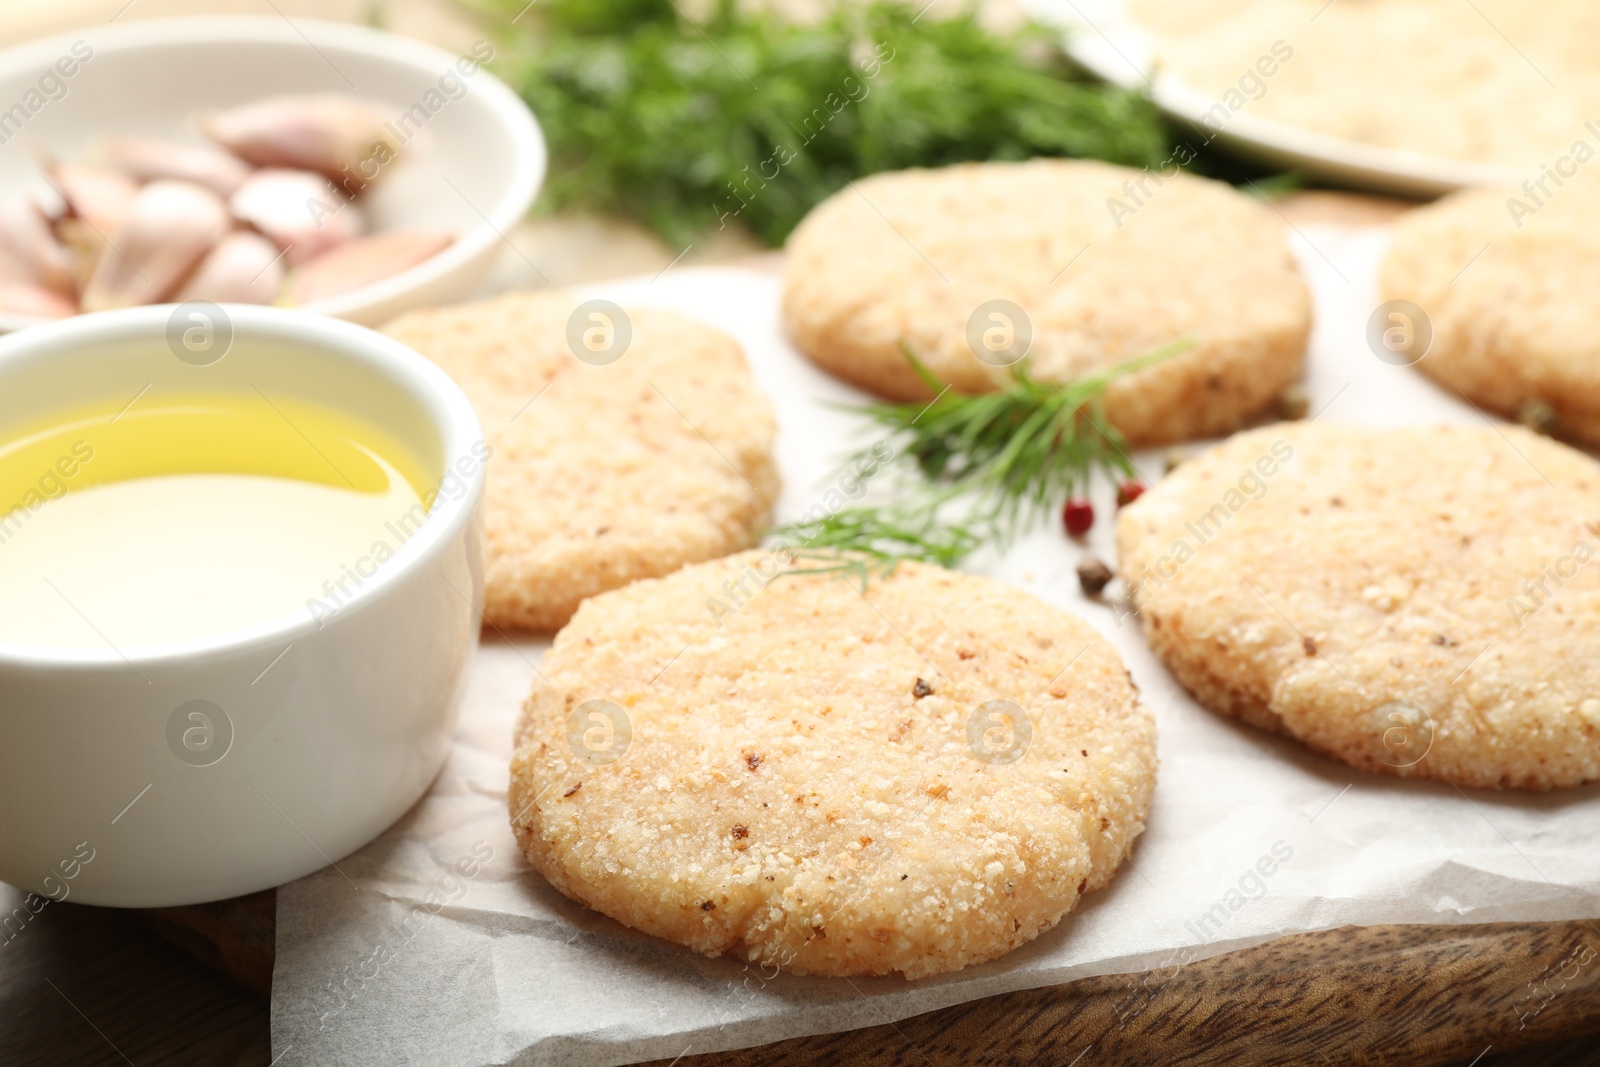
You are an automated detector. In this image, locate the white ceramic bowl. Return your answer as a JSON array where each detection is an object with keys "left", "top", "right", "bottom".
[
  {"left": 0, "top": 304, "right": 485, "bottom": 907},
  {"left": 0, "top": 16, "right": 546, "bottom": 330}
]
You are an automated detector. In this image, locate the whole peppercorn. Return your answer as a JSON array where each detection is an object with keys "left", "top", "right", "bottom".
[
  {"left": 1518, "top": 398, "right": 1558, "bottom": 436},
  {"left": 1276, "top": 384, "right": 1310, "bottom": 420},
  {"left": 1063, "top": 498, "right": 1094, "bottom": 538},
  {"left": 1076, "top": 557, "right": 1115, "bottom": 597}
]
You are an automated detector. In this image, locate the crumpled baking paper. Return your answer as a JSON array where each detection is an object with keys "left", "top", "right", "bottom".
[{"left": 271, "top": 237, "right": 1600, "bottom": 1067}]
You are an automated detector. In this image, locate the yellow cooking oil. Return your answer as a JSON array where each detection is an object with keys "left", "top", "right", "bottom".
[{"left": 0, "top": 389, "right": 432, "bottom": 651}]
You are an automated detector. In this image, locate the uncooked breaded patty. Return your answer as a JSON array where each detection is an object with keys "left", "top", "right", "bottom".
[
  {"left": 782, "top": 159, "right": 1311, "bottom": 445},
  {"left": 1380, "top": 181, "right": 1600, "bottom": 447},
  {"left": 384, "top": 293, "right": 779, "bottom": 630},
  {"left": 509, "top": 552, "right": 1156, "bottom": 978},
  {"left": 1117, "top": 423, "right": 1600, "bottom": 790}
]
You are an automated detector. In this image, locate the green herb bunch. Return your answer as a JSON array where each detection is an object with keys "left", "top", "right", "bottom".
[
  {"left": 774, "top": 342, "right": 1188, "bottom": 584},
  {"left": 486, "top": 0, "right": 1172, "bottom": 245}
]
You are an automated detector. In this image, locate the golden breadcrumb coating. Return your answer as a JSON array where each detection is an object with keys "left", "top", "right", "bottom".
[
  {"left": 385, "top": 293, "right": 779, "bottom": 630},
  {"left": 509, "top": 553, "right": 1156, "bottom": 978},
  {"left": 1118, "top": 423, "right": 1600, "bottom": 790},
  {"left": 1381, "top": 179, "right": 1600, "bottom": 447},
  {"left": 782, "top": 159, "right": 1310, "bottom": 445}
]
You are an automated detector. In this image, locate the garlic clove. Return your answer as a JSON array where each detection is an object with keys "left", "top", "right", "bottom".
[
  {"left": 200, "top": 94, "right": 400, "bottom": 193},
  {"left": 102, "top": 135, "right": 253, "bottom": 198},
  {"left": 0, "top": 280, "right": 76, "bottom": 319},
  {"left": 228, "top": 168, "right": 362, "bottom": 267},
  {"left": 284, "top": 228, "right": 452, "bottom": 305},
  {"left": 80, "top": 180, "right": 230, "bottom": 312},
  {"left": 175, "top": 230, "right": 285, "bottom": 305},
  {"left": 0, "top": 195, "right": 76, "bottom": 295},
  {"left": 47, "top": 161, "right": 139, "bottom": 232}
]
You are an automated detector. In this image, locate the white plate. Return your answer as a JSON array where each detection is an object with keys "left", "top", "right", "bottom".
[
  {"left": 0, "top": 17, "right": 546, "bottom": 330},
  {"left": 1023, "top": 0, "right": 1521, "bottom": 197}
]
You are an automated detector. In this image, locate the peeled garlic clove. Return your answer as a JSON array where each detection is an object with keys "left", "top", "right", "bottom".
[
  {"left": 102, "top": 135, "right": 253, "bottom": 198},
  {"left": 200, "top": 95, "right": 399, "bottom": 192},
  {"left": 0, "top": 281, "right": 76, "bottom": 319},
  {"left": 46, "top": 161, "right": 139, "bottom": 232},
  {"left": 284, "top": 228, "right": 452, "bottom": 305},
  {"left": 175, "top": 231, "right": 284, "bottom": 304},
  {"left": 0, "top": 195, "right": 75, "bottom": 295},
  {"left": 229, "top": 168, "right": 362, "bottom": 266},
  {"left": 31, "top": 162, "right": 110, "bottom": 288},
  {"left": 80, "top": 180, "right": 229, "bottom": 312}
]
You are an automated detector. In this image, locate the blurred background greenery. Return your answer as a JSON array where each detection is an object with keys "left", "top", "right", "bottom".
[{"left": 485, "top": 0, "right": 1173, "bottom": 245}]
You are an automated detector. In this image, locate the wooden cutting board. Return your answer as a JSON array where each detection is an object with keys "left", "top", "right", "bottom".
[
  {"left": 138, "top": 191, "right": 1600, "bottom": 1065},
  {"left": 141, "top": 891, "right": 1600, "bottom": 1065}
]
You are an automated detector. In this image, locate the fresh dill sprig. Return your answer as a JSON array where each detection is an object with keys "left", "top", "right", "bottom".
[
  {"left": 772, "top": 493, "right": 980, "bottom": 589},
  {"left": 482, "top": 0, "right": 1173, "bottom": 246},
  {"left": 771, "top": 340, "right": 1191, "bottom": 580}
]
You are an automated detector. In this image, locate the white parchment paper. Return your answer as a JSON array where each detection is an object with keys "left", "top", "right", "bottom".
[{"left": 271, "top": 230, "right": 1600, "bottom": 1067}]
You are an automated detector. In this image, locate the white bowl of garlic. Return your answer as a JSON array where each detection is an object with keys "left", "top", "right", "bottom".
[{"left": 0, "top": 16, "right": 545, "bottom": 330}]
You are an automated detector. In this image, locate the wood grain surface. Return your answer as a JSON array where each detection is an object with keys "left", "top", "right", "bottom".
[
  {"left": 126, "top": 888, "right": 1600, "bottom": 1066},
  {"left": 645, "top": 921, "right": 1600, "bottom": 1067}
]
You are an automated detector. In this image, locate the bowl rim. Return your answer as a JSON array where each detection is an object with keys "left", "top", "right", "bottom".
[
  {"left": 0, "top": 303, "right": 486, "bottom": 670},
  {"left": 0, "top": 14, "right": 547, "bottom": 329}
]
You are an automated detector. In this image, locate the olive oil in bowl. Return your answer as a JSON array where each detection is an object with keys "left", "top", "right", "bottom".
[{"left": 0, "top": 389, "right": 431, "bottom": 651}]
